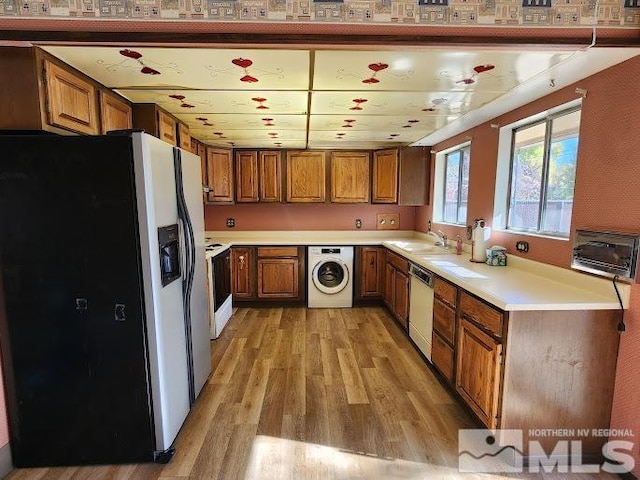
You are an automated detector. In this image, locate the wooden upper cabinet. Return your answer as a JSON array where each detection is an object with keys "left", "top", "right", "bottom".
[
  {"left": 0, "top": 47, "right": 111, "bottom": 135},
  {"left": 286, "top": 151, "right": 326, "bottom": 203},
  {"left": 259, "top": 151, "right": 282, "bottom": 202},
  {"left": 235, "top": 150, "right": 259, "bottom": 203},
  {"left": 99, "top": 91, "right": 132, "bottom": 134},
  {"left": 372, "top": 149, "right": 399, "bottom": 203},
  {"left": 206, "top": 148, "right": 234, "bottom": 203},
  {"left": 178, "top": 123, "right": 192, "bottom": 152},
  {"left": 330, "top": 151, "right": 370, "bottom": 203},
  {"left": 44, "top": 59, "right": 100, "bottom": 135},
  {"left": 157, "top": 110, "right": 178, "bottom": 146},
  {"left": 399, "top": 146, "right": 430, "bottom": 206},
  {"left": 194, "top": 141, "right": 208, "bottom": 203}
]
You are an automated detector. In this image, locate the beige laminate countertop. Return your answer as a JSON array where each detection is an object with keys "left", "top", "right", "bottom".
[{"left": 205, "top": 230, "right": 630, "bottom": 312}]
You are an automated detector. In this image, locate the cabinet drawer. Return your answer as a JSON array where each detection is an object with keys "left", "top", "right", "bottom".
[
  {"left": 386, "top": 250, "right": 408, "bottom": 272},
  {"left": 432, "top": 332, "right": 454, "bottom": 383},
  {"left": 434, "top": 276, "right": 457, "bottom": 307},
  {"left": 257, "top": 246, "right": 298, "bottom": 258},
  {"left": 460, "top": 292, "right": 503, "bottom": 338},
  {"left": 433, "top": 298, "right": 455, "bottom": 345}
]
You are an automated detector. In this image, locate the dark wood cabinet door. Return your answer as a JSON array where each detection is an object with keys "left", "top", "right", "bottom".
[
  {"left": 384, "top": 262, "right": 395, "bottom": 309},
  {"left": 157, "top": 110, "right": 177, "bottom": 146},
  {"left": 286, "top": 151, "right": 326, "bottom": 203},
  {"left": 456, "top": 318, "right": 502, "bottom": 429},
  {"left": 231, "top": 247, "right": 254, "bottom": 299},
  {"left": 235, "top": 151, "right": 259, "bottom": 203},
  {"left": 206, "top": 148, "right": 234, "bottom": 203},
  {"left": 432, "top": 332, "right": 454, "bottom": 383},
  {"left": 257, "top": 258, "right": 299, "bottom": 299},
  {"left": 398, "top": 146, "right": 430, "bottom": 206},
  {"left": 330, "top": 151, "right": 370, "bottom": 203},
  {"left": 372, "top": 149, "right": 398, "bottom": 203},
  {"left": 433, "top": 298, "right": 456, "bottom": 345},
  {"left": 358, "top": 247, "right": 383, "bottom": 299},
  {"left": 44, "top": 59, "right": 99, "bottom": 135},
  {"left": 394, "top": 269, "right": 409, "bottom": 327},
  {"left": 99, "top": 91, "right": 132, "bottom": 134},
  {"left": 259, "top": 150, "right": 282, "bottom": 202},
  {"left": 178, "top": 123, "right": 192, "bottom": 152}
]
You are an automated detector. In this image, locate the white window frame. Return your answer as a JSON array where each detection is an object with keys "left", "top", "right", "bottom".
[
  {"left": 493, "top": 99, "right": 582, "bottom": 240},
  {"left": 433, "top": 141, "right": 471, "bottom": 226}
]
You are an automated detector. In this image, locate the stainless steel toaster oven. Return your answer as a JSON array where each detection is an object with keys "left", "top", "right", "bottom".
[{"left": 572, "top": 230, "right": 639, "bottom": 282}]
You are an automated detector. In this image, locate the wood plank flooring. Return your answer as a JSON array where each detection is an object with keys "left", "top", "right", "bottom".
[{"left": 6, "top": 307, "right": 618, "bottom": 480}]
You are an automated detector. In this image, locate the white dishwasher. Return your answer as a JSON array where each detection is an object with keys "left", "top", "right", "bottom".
[{"left": 408, "top": 263, "right": 435, "bottom": 362}]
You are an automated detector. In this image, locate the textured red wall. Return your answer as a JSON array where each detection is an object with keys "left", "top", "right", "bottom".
[
  {"left": 205, "top": 204, "right": 416, "bottom": 231},
  {"left": 417, "top": 54, "right": 640, "bottom": 475}
]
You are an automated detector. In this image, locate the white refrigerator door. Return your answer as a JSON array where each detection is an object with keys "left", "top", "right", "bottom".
[
  {"left": 132, "top": 133, "right": 190, "bottom": 452},
  {"left": 180, "top": 149, "right": 212, "bottom": 397}
]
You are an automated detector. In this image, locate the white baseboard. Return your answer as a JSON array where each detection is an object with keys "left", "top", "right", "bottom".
[{"left": 0, "top": 443, "right": 12, "bottom": 479}]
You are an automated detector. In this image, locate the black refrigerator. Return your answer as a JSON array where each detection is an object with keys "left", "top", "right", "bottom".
[{"left": 0, "top": 132, "right": 211, "bottom": 467}]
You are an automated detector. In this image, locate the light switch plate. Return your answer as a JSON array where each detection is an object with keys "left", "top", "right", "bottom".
[{"left": 376, "top": 213, "right": 399, "bottom": 230}]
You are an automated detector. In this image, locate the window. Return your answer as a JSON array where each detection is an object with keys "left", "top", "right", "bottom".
[
  {"left": 443, "top": 145, "right": 470, "bottom": 224},
  {"left": 506, "top": 107, "right": 580, "bottom": 236}
]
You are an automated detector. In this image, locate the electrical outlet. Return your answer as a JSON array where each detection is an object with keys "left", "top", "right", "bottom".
[
  {"left": 226, "top": 218, "right": 235, "bottom": 228},
  {"left": 376, "top": 213, "right": 399, "bottom": 230},
  {"left": 466, "top": 225, "right": 473, "bottom": 240},
  {"left": 516, "top": 240, "right": 529, "bottom": 253},
  {"left": 355, "top": 218, "right": 362, "bottom": 229}
]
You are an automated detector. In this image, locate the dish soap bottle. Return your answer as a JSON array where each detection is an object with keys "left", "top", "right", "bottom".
[{"left": 456, "top": 235, "right": 463, "bottom": 255}]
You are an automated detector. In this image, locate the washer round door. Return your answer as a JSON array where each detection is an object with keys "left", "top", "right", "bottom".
[{"left": 312, "top": 258, "right": 350, "bottom": 294}]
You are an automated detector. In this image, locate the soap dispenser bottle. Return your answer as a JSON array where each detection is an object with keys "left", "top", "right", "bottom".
[{"left": 456, "top": 235, "right": 463, "bottom": 255}]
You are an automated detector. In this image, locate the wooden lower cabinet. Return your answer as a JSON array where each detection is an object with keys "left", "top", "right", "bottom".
[
  {"left": 231, "top": 247, "right": 255, "bottom": 299},
  {"left": 456, "top": 318, "right": 502, "bottom": 429},
  {"left": 257, "top": 246, "right": 301, "bottom": 299},
  {"left": 234, "top": 246, "right": 305, "bottom": 304},
  {"left": 432, "top": 333, "right": 454, "bottom": 383},
  {"left": 382, "top": 249, "right": 409, "bottom": 330},
  {"left": 355, "top": 246, "right": 384, "bottom": 300},
  {"left": 393, "top": 270, "right": 409, "bottom": 325},
  {"left": 433, "top": 298, "right": 455, "bottom": 345}
]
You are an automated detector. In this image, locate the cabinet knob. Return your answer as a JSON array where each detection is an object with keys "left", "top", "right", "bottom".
[{"left": 239, "top": 255, "right": 245, "bottom": 270}]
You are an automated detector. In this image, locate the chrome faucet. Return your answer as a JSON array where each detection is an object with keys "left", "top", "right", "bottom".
[{"left": 427, "top": 230, "right": 448, "bottom": 248}]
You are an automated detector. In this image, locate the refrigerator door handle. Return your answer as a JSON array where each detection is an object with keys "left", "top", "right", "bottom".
[
  {"left": 177, "top": 218, "right": 187, "bottom": 282},
  {"left": 173, "top": 147, "right": 196, "bottom": 406}
]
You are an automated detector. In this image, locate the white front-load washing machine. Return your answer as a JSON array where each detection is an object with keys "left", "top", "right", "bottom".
[{"left": 308, "top": 246, "right": 354, "bottom": 308}]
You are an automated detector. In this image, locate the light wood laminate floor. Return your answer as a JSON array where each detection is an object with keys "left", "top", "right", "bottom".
[{"left": 7, "top": 307, "right": 617, "bottom": 480}]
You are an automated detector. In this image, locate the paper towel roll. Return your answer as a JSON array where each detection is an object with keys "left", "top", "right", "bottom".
[{"left": 471, "top": 224, "right": 491, "bottom": 262}]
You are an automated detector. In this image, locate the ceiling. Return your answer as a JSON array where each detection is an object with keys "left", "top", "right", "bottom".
[{"left": 43, "top": 45, "right": 640, "bottom": 150}]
